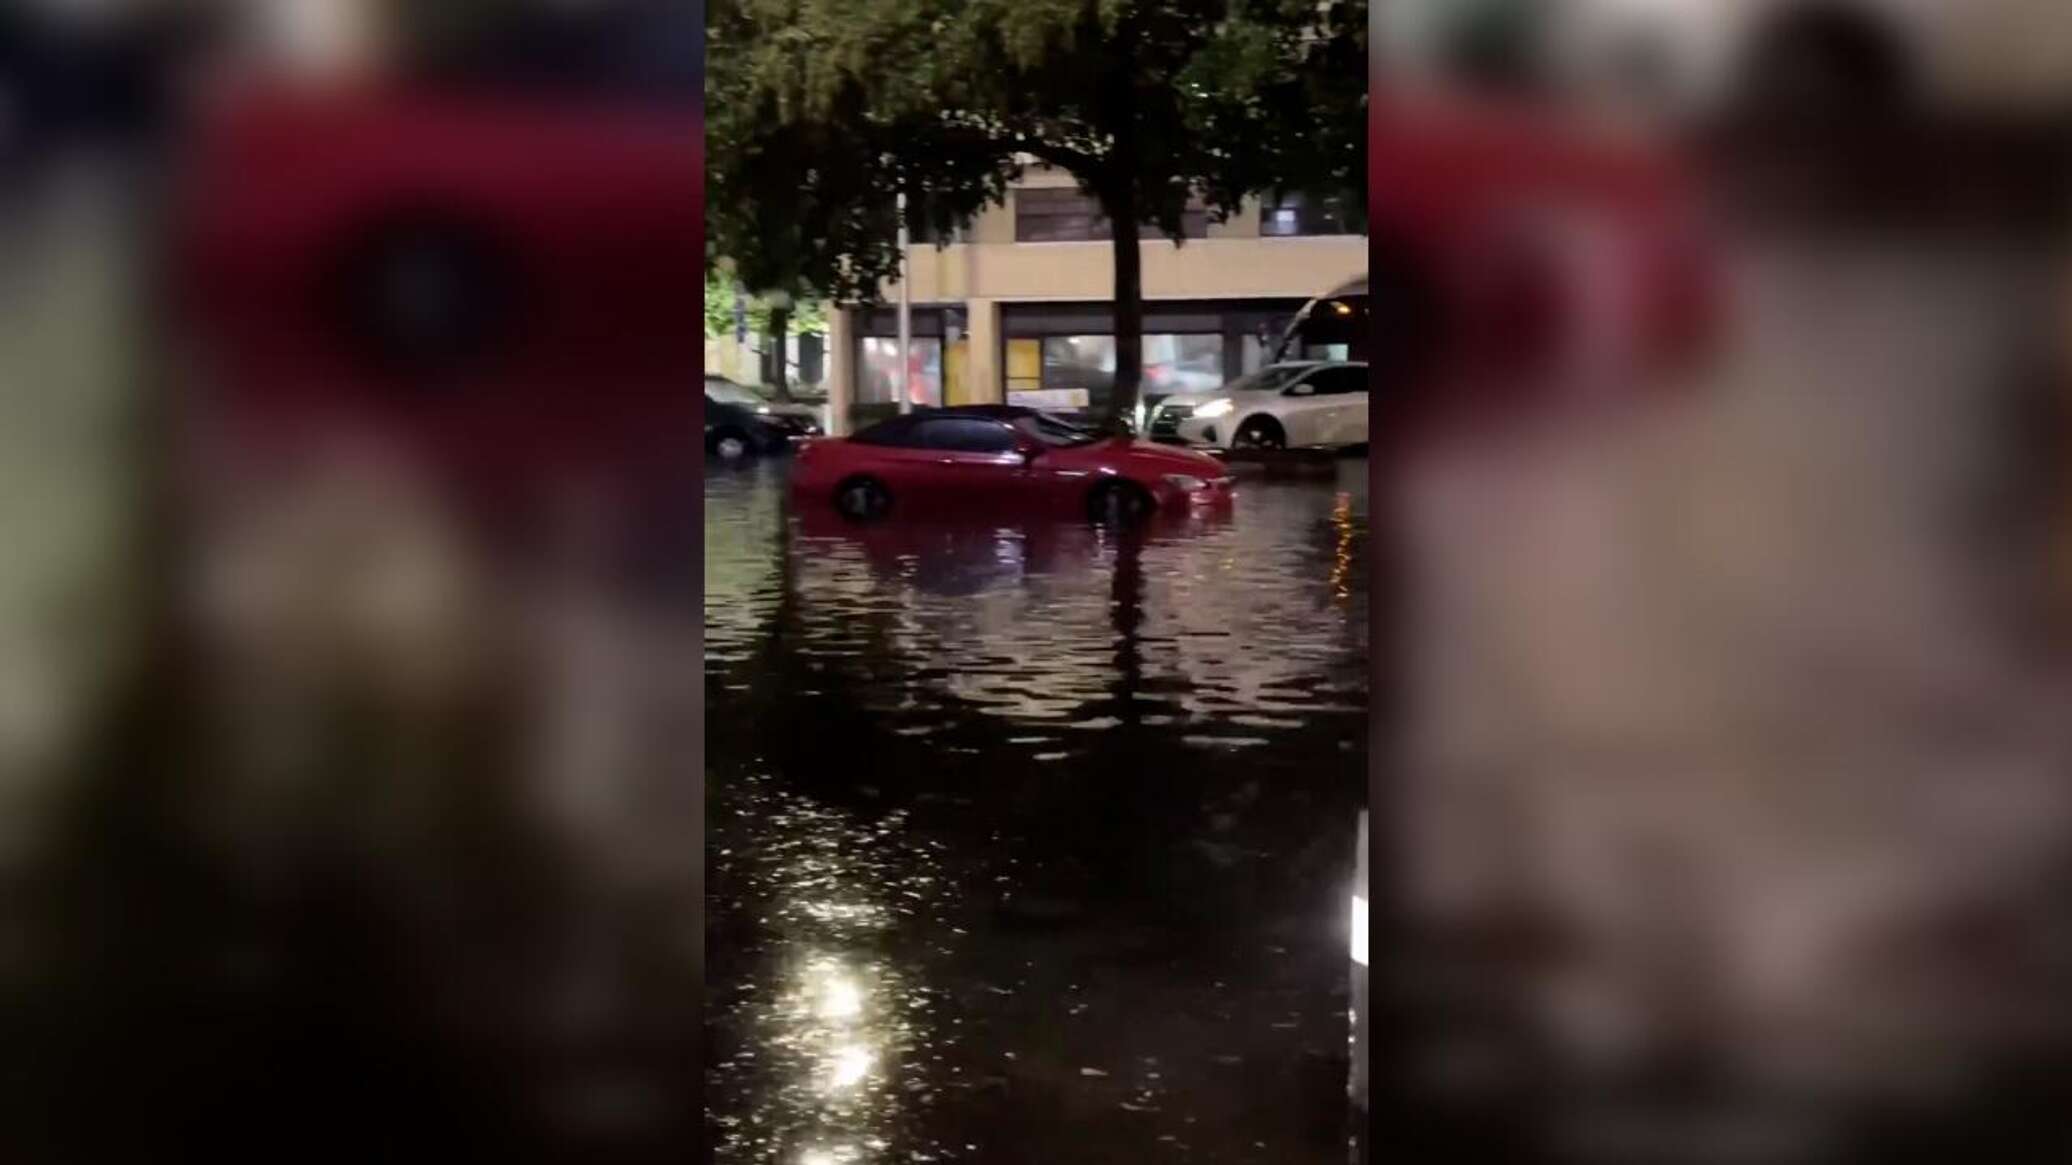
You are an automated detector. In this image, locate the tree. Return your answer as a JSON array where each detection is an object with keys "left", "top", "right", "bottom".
[
  {"left": 720, "top": 0, "right": 1366, "bottom": 432},
  {"left": 707, "top": 0, "right": 1022, "bottom": 402},
  {"left": 703, "top": 269, "right": 831, "bottom": 390}
]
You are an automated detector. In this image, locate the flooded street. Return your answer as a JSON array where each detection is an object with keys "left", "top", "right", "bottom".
[{"left": 705, "top": 458, "right": 1370, "bottom": 1163}]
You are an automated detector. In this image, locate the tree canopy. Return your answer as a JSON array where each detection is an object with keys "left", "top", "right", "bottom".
[{"left": 711, "top": 0, "right": 1366, "bottom": 429}]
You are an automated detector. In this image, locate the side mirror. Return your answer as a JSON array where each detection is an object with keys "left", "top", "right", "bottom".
[
  {"left": 1285, "top": 382, "right": 1316, "bottom": 397},
  {"left": 1017, "top": 443, "right": 1045, "bottom": 464}
]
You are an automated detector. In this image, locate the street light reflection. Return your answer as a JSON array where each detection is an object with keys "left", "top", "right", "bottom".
[
  {"left": 824, "top": 1043, "right": 876, "bottom": 1092},
  {"left": 817, "top": 969, "right": 865, "bottom": 1022}
]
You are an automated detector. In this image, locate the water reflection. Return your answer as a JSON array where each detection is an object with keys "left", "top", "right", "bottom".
[
  {"left": 707, "top": 458, "right": 1370, "bottom": 1161},
  {"left": 705, "top": 462, "right": 1370, "bottom": 752},
  {"left": 708, "top": 775, "right": 950, "bottom": 1162}
]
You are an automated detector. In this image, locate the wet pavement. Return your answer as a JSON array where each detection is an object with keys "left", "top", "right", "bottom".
[{"left": 704, "top": 456, "right": 1370, "bottom": 1163}]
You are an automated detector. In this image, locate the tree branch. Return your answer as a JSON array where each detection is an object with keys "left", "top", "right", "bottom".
[{"left": 1010, "top": 136, "right": 1104, "bottom": 179}]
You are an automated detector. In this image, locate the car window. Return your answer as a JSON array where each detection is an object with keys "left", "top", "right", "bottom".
[
  {"left": 1310, "top": 366, "right": 1369, "bottom": 396},
  {"left": 1228, "top": 364, "right": 1315, "bottom": 394},
  {"left": 1013, "top": 412, "right": 1099, "bottom": 448},
  {"left": 850, "top": 416, "right": 921, "bottom": 446},
  {"left": 915, "top": 418, "right": 1018, "bottom": 453}
]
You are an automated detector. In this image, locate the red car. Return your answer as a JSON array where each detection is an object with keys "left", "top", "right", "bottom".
[
  {"left": 1371, "top": 93, "right": 1721, "bottom": 436},
  {"left": 174, "top": 77, "right": 703, "bottom": 502},
  {"left": 790, "top": 407, "right": 1236, "bottom": 523}
]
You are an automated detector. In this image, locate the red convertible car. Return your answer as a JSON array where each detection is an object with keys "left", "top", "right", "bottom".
[
  {"left": 790, "top": 407, "right": 1235, "bottom": 523},
  {"left": 1370, "top": 92, "right": 1721, "bottom": 441},
  {"left": 174, "top": 5, "right": 703, "bottom": 504}
]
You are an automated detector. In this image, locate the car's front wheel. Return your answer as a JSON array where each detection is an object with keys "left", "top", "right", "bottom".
[
  {"left": 835, "top": 476, "right": 891, "bottom": 522},
  {"left": 1232, "top": 416, "right": 1287, "bottom": 452},
  {"left": 709, "top": 427, "right": 754, "bottom": 462},
  {"left": 1087, "top": 480, "right": 1155, "bottom": 527}
]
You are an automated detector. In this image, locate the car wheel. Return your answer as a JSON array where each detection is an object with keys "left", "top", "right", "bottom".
[
  {"left": 709, "top": 428, "right": 753, "bottom": 462},
  {"left": 835, "top": 476, "right": 891, "bottom": 522},
  {"left": 332, "top": 213, "right": 519, "bottom": 374},
  {"left": 1232, "top": 417, "right": 1286, "bottom": 452},
  {"left": 1087, "top": 480, "right": 1155, "bottom": 526}
]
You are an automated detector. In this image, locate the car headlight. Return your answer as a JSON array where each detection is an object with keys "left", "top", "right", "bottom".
[
  {"left": 1164, "top": 474, "right": 1207, "bottom": 492},
  {"left": 755, "top": 405, "right": 772, "bottom": 414},
  {"left": 1194, "top": 398, "right": 1233, "bottom": 419}
]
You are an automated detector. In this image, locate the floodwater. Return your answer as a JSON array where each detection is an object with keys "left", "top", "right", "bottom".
[{"left": 704, "top": 455, "right": 1371, "bottom": 1163}]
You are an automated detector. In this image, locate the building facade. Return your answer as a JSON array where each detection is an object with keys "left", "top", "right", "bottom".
[{"left": 826, "top": 164, "right": 1367, "bottom": 432}]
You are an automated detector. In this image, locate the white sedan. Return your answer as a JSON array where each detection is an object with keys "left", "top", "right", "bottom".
[{"left": 1146, "top": 361, "right": 1369, "bottom": 452}]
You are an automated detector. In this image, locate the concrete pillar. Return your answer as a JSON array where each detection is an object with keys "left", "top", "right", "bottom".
[
  {"left": 826, "top": 307, "right": 855, "bottom": 435},
  {"left": 966, "top": 299, "right": 1002, "bottom": 404}
]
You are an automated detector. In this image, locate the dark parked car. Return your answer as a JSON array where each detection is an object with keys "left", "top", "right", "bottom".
[
  {"left": 705, "top": 392, "right": 795, "bottom": 461},
  {"left": 704, "top": 374, "right": 822, "bottom": 439}
]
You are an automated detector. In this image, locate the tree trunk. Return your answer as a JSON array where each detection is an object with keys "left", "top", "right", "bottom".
[
  {"left": 768, "top": 305, "right": 792, "bottom": 403},
  {"left": 1103, "top": 185, "right": 1143, "bottom": 438}
]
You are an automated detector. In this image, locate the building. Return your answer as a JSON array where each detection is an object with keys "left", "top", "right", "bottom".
[{"left": 825, "top": 164, "right": 1367, "bottom": 432}]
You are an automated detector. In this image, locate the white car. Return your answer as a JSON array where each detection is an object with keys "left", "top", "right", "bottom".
[{"left": 1147, "top": 362, "right": 1369, "bottom": 452}]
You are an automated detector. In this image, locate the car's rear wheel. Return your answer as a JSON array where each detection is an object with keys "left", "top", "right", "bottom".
[
  {"left": 1232, "top": 416, "right": 1286, "bottom": 452},
  {"left": 835, "top": 476, "right": 891, "bottom": 522},
  {"left": 709, "top": 427, "right": 753, "bottom": 462},
  {"left": 1087, "top": 480, "right": 1155, "bottom": 526}
]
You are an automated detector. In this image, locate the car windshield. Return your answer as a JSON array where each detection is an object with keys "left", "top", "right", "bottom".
[
  {"left": 1225, "top": 365, "right": 1315, "bottom": 394},
  {"left": 706, "top": 380, "right": 766, "bottom": 406},
  {"left": 1012, "top": 412, "right": 1101, "bottom": 448}
]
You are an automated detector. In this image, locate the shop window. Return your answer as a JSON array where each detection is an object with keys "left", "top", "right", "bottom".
[
  {"left": 1037, "top": 333, "right": 1224, "bottom": 414},
  {"left": 1142, "top": 334, "right": 1224, "bottom": 395},
  {"left": 859, "top": 337, "right": 943, "bottom": 407}
]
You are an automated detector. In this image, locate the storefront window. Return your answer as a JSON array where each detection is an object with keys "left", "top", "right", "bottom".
[
  {"left": 1142, "top": 334, "right": 1224, "bottom": 395},
  {"left": 859, "top": 337, "right": 943, "bottom": 407},
  {"left": 1039, "top": 337, "right": 1115, "bottom": 409},
  {"left": 1038, "top": 333, "right": 1224, "bottom": 413}
]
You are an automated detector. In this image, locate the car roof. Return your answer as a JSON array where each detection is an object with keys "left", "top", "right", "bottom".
[
  {"left": 1250, "top": 360, "right": 1366, "bottom": 378},
  {"left": 932, "top": 404, "right": 1036, "bottom": 417},
  {"left": 853, "top": 405, "right": 1076, "bottom": 439}
]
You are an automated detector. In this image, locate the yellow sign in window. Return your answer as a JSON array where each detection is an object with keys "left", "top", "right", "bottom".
[
  {"left": 945, "top": 341, "right": 972, "bottom": 405},
  {"left": 1005, "top": 338, "right": 1042, "bottom": 392}
]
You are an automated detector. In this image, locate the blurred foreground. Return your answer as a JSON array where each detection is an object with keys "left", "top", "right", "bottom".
[
  {"left": 2, "top": 5, "right": 704, "bottom": 1162},
  {"left": 1379, "top": 12, "right": 2072, "bottom": 1159}
]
